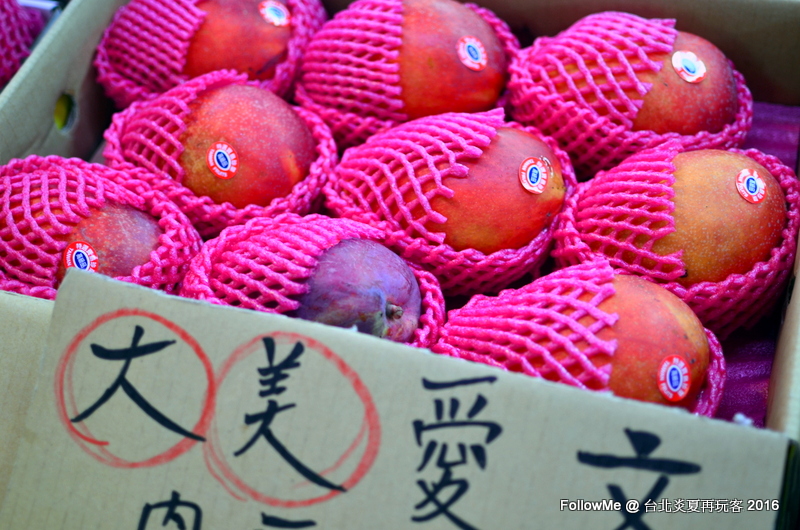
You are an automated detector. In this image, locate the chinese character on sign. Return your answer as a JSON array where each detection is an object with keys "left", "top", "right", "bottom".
[
  {"left": 71, "top": 325, "right": 205, "bottom": 441},
  {"left": 412, "top": 376, "right": 502, "bottom": 530},
  {"left": 578, "top": 428, "right": 701, "bottom": 530},
  {"left": 138, "top": 491, "right": 202, "bottom": 530},
  {"left": 259, "top": 512, "right": 317, "bottom": 528},
  {"left": 235, "top": 337, "right": 345, "bottom": 493}
]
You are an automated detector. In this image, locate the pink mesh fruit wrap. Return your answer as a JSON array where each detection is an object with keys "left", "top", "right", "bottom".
[
  {"left": 94, "top": 0, "right": 327, "bottom": 109},
  {"left": 324, "top": 108, "right": 578, "bottom": 297},
  {"left": 553, "top": 140, "right": 800, "bottom": 339},
  {"left": 431, "top": 259, "right": 726, "bottom": 417},
  {"left": 295, "top": 0, "right": 520, "bottom": 149},
  {"left": 0, "top": 155, "right": 204, "bottom": 300},
  {"left": 0, "top": 0, "right": 46, "bottom": 87},
  {"left": 507, "top": 11, "right": 753, "bottom": 179},
  {"left": 102, "top": 70, "right": 337, "bottom": 239},
  {"left": 179, "top": 212, "right": 445, "bottom": 348}
]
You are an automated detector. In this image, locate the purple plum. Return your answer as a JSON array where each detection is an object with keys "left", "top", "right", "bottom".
[{"left": 293, "top": 238, "right": 422, "bottom": 342}]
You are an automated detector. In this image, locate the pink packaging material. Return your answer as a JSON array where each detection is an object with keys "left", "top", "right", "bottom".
[
  {"left": 324, "top": 108, "right": 578, "bottom": 297},
  {"left": 102, "top": 69, "right": 337, "bottom": 239},
  {"left": 295, "top": 0, "right": 520, "bottom": 149},
  {"left": 94, "top": 0, "right": 327, "bottom": 109},
  {"left": 431, "top": 259, "right": 726, "bottom": 418},
  {"left": 179, "top": 212, "right": 445, "bottom": 349},
  {"left": 507, "top": 11, "right": 753, "bottom": 179},
  {"left": 552, "top": 139, "right": 800, "bottom": 340},
  {"left": 0, "top": 155, "right": 204, "bottom": 300},
  {"left": 0, "top": 0, "right": 46, "bottom": 87}
]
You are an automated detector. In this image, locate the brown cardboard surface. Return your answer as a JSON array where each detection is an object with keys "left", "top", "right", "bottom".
[
  {"left": 0, "top": 271, "right": 790, "bottom": 528},
  {"left": 0, "top": 0, "right": 124, "bottom": 165},
  {"left": 0, "top": 0, "right": 798, "bottom": 527},
  {"left": 0, "top": 290, "right": 53, "bottom": 506},
  {"left": 770, "top": 253, "right": 800, "bottom": 439}
]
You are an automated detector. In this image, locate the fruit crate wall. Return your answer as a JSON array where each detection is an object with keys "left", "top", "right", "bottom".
[{"left": 0, "top": 0, "right": 127, "bottom": 166}]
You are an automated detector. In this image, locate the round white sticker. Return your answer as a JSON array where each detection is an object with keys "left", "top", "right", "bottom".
[
  {"left": 657, "top": 355, "right": 691, "bottom": 402},
  {"left": 518, "top": 157, "right": 551, "bottom": 194},
  {"left": 671, "top": 51, "right": 707, "bottom": 83},
  {"left": 63, "top": 241, "right": 99, "bottom": 273},
  {"left": 259, "top": 0, "right": 291, "bottom": 27},
  {"left": 736, "top": 169, "right": 767, "bottom": 204},
  {"left": 206, "top": 142, "right": 239, "bottom": 180},
  {"left": 456, "top": 36, "right": 488, "bottom": 71}
]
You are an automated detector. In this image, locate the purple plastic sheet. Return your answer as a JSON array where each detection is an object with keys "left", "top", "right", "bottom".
[{"left": 716, "top": 101, "right": 800, "bottom": 427}]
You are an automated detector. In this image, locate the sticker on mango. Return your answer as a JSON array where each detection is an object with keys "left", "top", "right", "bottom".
[
  {"left": 63, "top": 241, "right": 99, "bottom": 273},
  {"left": 671, "top": 51, "right": 707, "bottom": 83},
  {"left": 736, "top": 169, "right": 766, "bottom": 204},
  {"left": 657, "top": 355, "right": 691, "bottom": 402},
  {"left": 519, "top": 157, "right": 551, "bottom": 194},
  {"left": 259, "top": 0, "right": 291, "bottom": 27},
  {"left": 207, "top": 142, "right": 239, "bottom": 180},
  {"left": 457, "top": 36, "right": 488, "bottom": 71}
]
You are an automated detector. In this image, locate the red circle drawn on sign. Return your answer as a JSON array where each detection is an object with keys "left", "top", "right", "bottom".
[
  {"left": 54, "top": 309, "right": 216, "bottom": 468},
  {"left": 203, "top": 331, "right": 381, "bottom": 508}
]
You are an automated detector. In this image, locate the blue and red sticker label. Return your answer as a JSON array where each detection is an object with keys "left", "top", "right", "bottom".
[
  {"left": 736, "top": 169, "right": 767, "bottom": 204},
  {"left": 206, "top": 142, "right": 239, "bottom": 180},
  {"left": 657, "top": 355, "right": 692, "bottom": 402},
  {"left": 671, "top": 51, "right": 707, "bottom": 83},
  {"left": 519, "top": 156, "right": 551, "bottom": 194},
  {"left": 259, "top": 0, "right": 291, "bottom": 27},
  {"left": 63, "top": 241, "right": 99, "bottom": 273},
  {"left": 457, "top": 36, "right": 487, "bottom": 71}
]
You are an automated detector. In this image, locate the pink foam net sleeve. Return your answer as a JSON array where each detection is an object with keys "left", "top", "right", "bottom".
[
  {"left": 553, "top": 139, "right": 685, "bottom": 282},
  {"left": 507, "top": 11, "right": 752, "bottom": 179},
  {"left": 102, "top": 69, "right": 337, "bottom": 239},
  {"left": 553, "top": 139, "right": 800, "bottom": 339},
  {"left": 0, "top": 0, "right": 46, "bottom": 87},
  {"left": 295, "top": 0, "right": 519, "bottom": 149},
  {"left": 179, "top": 212, "right": 445, "bottom": 348},
  {"left": 324, "top": 108, "right": 578, "bottom": 297},
  {"left": 0, "top": 156, "right": 204, "bottom": 300},
  {"left": 431, "top": 259, "right": 724, "bottom": 417},
  {"left": 94, "top": 0, "right": 204, "bottom": 109},
  {"left": 94, "top": 0, "right": 327, "bottom": 109}
]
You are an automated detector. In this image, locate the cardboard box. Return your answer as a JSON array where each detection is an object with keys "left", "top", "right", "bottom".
[
  {"left": 0, "top": 271, "right": 797, "bottom": 529},
  {"left": 0, "top": 0, "right": 122, "bottom": 165},
  {"left": 0, "top": 0, "right": 799, "bottom": 528}
]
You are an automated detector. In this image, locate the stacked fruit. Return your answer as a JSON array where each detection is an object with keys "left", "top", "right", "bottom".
[
  {"left": 2, "top": 0, "right": 798, "bottom": 426},
  {"left": 0, "top": 0, "right": 47, "bottom": 88}
]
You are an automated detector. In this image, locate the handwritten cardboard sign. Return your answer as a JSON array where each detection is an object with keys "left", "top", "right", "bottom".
[{"left": 0, "top": 271, "right": 791, "bottom": 529}]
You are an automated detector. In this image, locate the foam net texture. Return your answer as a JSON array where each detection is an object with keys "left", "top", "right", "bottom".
[
  {"left": 0, "top": 0, "right": 46, "bottom": 87},
  {"left": 507, "top": 11, "right": 753, "bottom": 179},
  {"left": 94, "top": 0, "right": 327, "bottom": 109},
  {"left": 431, "top": 258, "right": 725, "bottom": 417},
  {"left": 179, "top": 213, "right": 445, "bottom": 348},
  {"left": 295, "top": 0, "right": 519, "bottom": 149},
  {"left": 324, "top": 108, "right": 578, "bottom": 297},
  {"left": 0, "top": 156, "right": 204, "bottom": 300},
  {"left": 103, "top": 69, "right": 337, "bottom": 239},
  {"left": 553, "top": 140, "right": 800, "bottom": 340}
]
